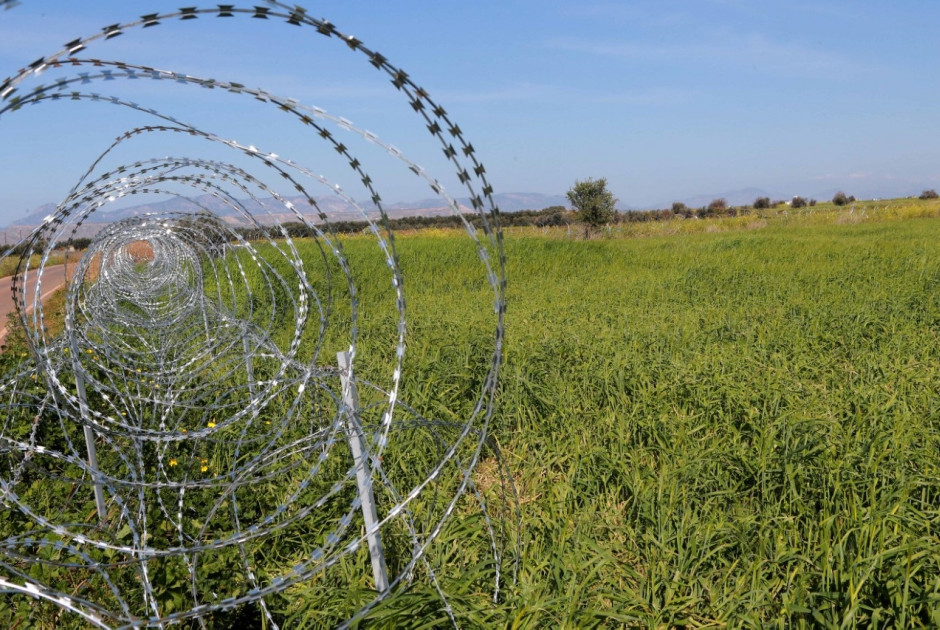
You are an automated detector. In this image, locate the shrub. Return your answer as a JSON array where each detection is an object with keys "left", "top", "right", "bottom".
[
  {"left": 707, "top": 198, "right": 728, "bottom": 213},
  {"left": 832, "top": 191, "right": 850, "bottom": 206},
  {"left": 919, "top": 189, "right": 938, "bottom": 200},
  {"left": 671, "top": 202, "right": 688, "bottom": 213},
  {"left": 808, "top": 199, "right": 817, "bottom": 207},
  {"left": 535, "top": 212, "right": 566, "bottom": 228},
  {"left": 791, "top": 196, "right": 807, "bottom": 208},
  {"left": 753, "top": 197, "right": 771, "bottom": 209}
]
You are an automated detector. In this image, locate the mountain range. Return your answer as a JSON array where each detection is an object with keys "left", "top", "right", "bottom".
[{"left": 1, "top": 192, "right": 570, "bottom": 239}]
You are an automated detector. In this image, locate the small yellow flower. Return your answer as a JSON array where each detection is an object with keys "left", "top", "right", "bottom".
[
  {"left": 168, "top": 458, "right": 178, "bottom": 467},
  {"left": 181, "top": 428, "right": 187, "bottom": 434},
  {"left": 207, "top": 421, "right": 216, "bottom": 428},
  {"left": 201, "top": 465, "right": 208, "bottom": 473}
]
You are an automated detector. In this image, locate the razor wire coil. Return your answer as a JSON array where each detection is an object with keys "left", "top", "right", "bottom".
[{"left": 0, "top": 3, "right": 515, "bottom": 627}]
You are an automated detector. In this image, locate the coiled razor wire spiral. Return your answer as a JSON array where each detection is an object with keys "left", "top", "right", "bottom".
[{"left": 0, "top": 3, "right": 515, "bottom": 627}]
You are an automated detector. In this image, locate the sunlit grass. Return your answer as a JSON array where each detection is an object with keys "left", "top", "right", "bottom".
[
  {"left": 1, "top": 208, "right": 938, "bottom": 627},
  {"left": 0, "top": 251, "right": 66, "bottom": 279}
]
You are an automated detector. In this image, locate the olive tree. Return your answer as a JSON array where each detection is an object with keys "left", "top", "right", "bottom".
[{"left": 566, "top": 177, "right": 617, "bottom": 234}]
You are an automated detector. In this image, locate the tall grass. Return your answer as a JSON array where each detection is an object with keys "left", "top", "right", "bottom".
[
  {"left": 0, "top": 252, "right": 66, "bottom": 279},
  {"left": 246, "top": 213, "right": 940, "bottom": 626},
  {"left": 322, "top": 215, "right": 939, "bottom": 626},
  {"left": 1, "top": 213, "right": 938, "bottom": 627},
  {"left": 487, "top": 217, "right": 940, "bottom": 627}
]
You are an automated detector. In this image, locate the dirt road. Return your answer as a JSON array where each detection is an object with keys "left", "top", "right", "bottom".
[{"left": 0, "top": 264, "right": 70, "bottom": 342}]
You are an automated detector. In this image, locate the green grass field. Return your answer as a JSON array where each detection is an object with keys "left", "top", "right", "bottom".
[
  {"left": 1, "top": 205, "right": 938, "bottom": 627},
  {"left": 266, "top": 207, "right": 939, "bottom": 627},
  {"left": 490, "top": 217, "right": 939, "bottom": 627},
  {"left": 322, "top": 211, "right": 934, "bottom": 627}
]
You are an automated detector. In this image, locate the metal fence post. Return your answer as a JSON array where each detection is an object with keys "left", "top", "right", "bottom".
[
  {"left": 72, "top": 360, "right": 107, "bottom": 523},
  {"left": 337, "top": 350, "right": 389, "bottom": 593}
]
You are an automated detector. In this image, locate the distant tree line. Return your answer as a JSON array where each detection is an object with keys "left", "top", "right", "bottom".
[
  {"left": 39, "top": 186, "right": 939, "bottom": 248},
  {"left": 66, "top": 237, "right": 93, "bottom": 250},
  {"left": 224, "top": 182, "right": 925, "bottom": 239},
  {"left": 230, "top": 206, "right": 575, "bottom": 240}
]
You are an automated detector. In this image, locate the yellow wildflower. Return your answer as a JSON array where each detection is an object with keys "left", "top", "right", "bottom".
[
  {"left": 168, "top": 458, "right": 178, "bottom": 467},
  {"left": 207, "top": 421, "right": 216, "bottom": 428}
]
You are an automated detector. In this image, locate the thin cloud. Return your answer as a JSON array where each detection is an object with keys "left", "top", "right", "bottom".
[{"left": 547, "top": 33, "right": 871, "bottom": 78}]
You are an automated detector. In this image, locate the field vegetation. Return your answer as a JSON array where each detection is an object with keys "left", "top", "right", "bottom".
[
  {"left": 0, "top": 251, "right": 66, "bottom": 280},
  {"left": 490, "top": 214, "right": 939, "bottom": 626},
  {"left": 0, "top": 200, "right": 938, "bottom": 626}
]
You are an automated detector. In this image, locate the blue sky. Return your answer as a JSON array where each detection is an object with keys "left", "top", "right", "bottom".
[{"left": 1, "top": 1, "right": 939, "bottom": 224}]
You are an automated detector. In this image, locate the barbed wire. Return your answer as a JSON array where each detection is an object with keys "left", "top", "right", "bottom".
[{"left": 0, "top": 3, "right": 514, "bottom": 627}]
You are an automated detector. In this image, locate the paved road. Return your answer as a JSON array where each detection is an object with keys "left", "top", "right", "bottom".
[{"left": 0, "top": 263, "right": 71, "bottom": 342}]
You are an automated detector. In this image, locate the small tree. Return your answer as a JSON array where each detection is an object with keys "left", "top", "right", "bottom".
[
  {"left": 567, "top": 177, "right": 617, "bottom": 233},
  {"left": 706, "top": 198, "right": 728, "bottom": 215},
  {"left": 920, "top": 189, "right": 938, "bottom": 200},
  {"left": 753, "top": 196, "right": 771, "bottom": 209},
  {"left": 791, "top": 196, "right": 807, "bottom": 208},
  {"left": 832, "top": 191, "right": 850, "bottom": 206}
]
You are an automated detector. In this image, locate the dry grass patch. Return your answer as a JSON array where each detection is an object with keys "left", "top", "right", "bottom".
[{"left": 126, "top": 240, "right": 154, "bottom": 262}]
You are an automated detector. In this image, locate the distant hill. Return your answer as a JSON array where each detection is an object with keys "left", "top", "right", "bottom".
[
  {"left": 1, "top": 192, "right": 575, "bottom": 242},
  {"left": 7, "top": 191, "right": 573, "bottom": 227}
]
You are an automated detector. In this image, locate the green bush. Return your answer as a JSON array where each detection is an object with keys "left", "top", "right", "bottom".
[{"left": 832, "top": 191, "right": 853, "bottom": 205}]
